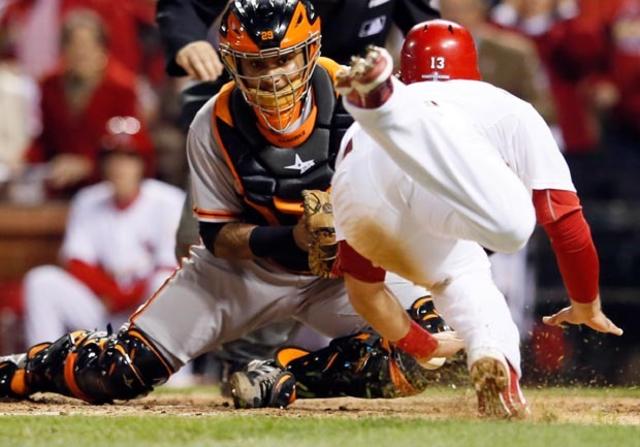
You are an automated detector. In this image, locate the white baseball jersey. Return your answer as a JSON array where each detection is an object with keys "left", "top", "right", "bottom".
[
  {"left": 388, "top": 79, "right": 576, "bottom": 193},
  {"left": 61, "top": 179, "right": 185, "bottom": 286}
]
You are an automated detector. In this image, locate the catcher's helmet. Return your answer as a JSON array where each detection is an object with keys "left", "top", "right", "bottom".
[
  {"left": 400, "top": 19, "right": 481, "bottom": 84},
  {"left": 219, "top": 0, "right": 321, "bottom": 133}
]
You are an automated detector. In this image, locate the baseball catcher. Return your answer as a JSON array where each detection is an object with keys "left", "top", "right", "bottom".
[{"left": 0, "top": 0, "right": 461, "bottom": 407}]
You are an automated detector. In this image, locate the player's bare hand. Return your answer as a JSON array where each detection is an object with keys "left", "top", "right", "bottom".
[
  {"left": 416, "top": 331, "right": 464, "bottom": 370},
  {"left": 176, "top": 41, "right": 224, "bottom": 81},
  {"left": 431, "top": 330, "right": 465, "bottom": 358},
  {"left": 48, "top": 154, "right": 93, "bottom": 189},
  {"left": 293, "top": 215, "right": 312, "bottom": 252},
  {"left": 543, "top": 296, "right": 623, "bottom": 336}
]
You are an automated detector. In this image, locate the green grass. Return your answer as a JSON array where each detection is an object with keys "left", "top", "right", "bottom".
[
  {"left": 525, "top": 386, "right": 640, "bottom": 398},
  {"left": 152, "top": 384, "right": 640, "bottom": 398},
  {"left": 0, "top": 415, "right": 639, "bottom": 447},
  {"left": 2, "top": 387, "right": 639, "bottom": 447}
]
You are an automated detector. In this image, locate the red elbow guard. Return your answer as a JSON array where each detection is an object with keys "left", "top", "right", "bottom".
[{"left": 333, "top": 241, "right": 386, "bottom": 283}]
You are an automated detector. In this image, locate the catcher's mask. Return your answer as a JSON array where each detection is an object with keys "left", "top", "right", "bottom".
[
  {"left": 219, "top": 0, "right": 321, "bottom": 133},
  {"left": 400, "top": 19, "right": 481, "bottom": 84}
]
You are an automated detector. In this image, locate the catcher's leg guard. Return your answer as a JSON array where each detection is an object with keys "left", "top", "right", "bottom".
[
  {"left": 278, "top": 297, "right": 452, "bottom": 399},
  {"left": 0, "top": 327, "right": 173, "bottom": 403}
]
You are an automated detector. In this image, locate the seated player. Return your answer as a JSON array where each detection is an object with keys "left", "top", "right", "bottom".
[{"left": 22, "top": 119, "right": 184, "bottom": 347}]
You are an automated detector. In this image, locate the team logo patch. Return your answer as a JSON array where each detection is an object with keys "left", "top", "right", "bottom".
[{"left": 285, "top": 154, "right": 315, "bottom": 174}]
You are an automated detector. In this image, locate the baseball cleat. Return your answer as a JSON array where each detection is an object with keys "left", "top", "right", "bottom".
[
  {"left": 470, "top": 355, "right": 530, "bottom": 419},
  {"left": 229, "top": 360, "right": 296, "bottom": 409},
  {"left": 335, "top": 45, "right": 394, "bottom": 108}
]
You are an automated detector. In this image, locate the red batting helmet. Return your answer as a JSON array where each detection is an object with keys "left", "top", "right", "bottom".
[
  {"left": 99, "top": 116, "right": 154, "bottom": 175},
  {"left": 400, "top": 19, "right": 481, "bottom": 84}
]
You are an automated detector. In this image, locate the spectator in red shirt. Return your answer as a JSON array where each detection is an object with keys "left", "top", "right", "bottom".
[
  {"left": 62, "top": 0, "right": 156, "bottom": 74},
  {"left": 491, "top": 0, "right": 603, "bottom": 152},
  {"left": 25, "top": 10, "right": 152, "bottom": 195},
  {"left": 596, "top": 0, "right": 640, "bottom": 136},
  {"left": 0, "top": 0, "right": 157, "bottom": 78}
]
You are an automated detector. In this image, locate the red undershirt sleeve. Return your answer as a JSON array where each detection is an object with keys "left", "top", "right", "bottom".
[
  {"left": 66, "top": 259, "right": 146, "bottom": 312},
  {"left": 532, "top": 189, "right": 599, "bottom": 303},
  {"left": 331, "top": 240, "right": 386, "bottom": 283}
]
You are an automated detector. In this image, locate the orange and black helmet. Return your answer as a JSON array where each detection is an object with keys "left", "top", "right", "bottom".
[{"left": 219, "top": 0, "right": 321, "bottom": 133}]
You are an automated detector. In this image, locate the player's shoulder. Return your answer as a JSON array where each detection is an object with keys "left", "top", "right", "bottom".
[
  {"left": 316, "top": 57, "right": 343, "bottom": 83},
  {"left": 71, "top": 182, "right": 113, "bottom": 211},
  {"left": 140, "top": 179, "right": 186, "bottom": 206},
  {"left": 190, "top": 88, "right": 224, "bottom": 133},
  {"left": 410, "top": 79, "right": 532, "bottom": 114},
  {"left": 468, "top": 80, "right": 542, "bottom": 118},
  {"left": 408, "top": 78, "right": 510, "bottom": 97},
  {"left": 469, "top": 80, "right": 532, "bottom": 110},
  {"left": 188, "top": 83, "right": 232, "bottom": 153},
  {"left": 336, "top": 121, "right": 375, "bottom": 168}
]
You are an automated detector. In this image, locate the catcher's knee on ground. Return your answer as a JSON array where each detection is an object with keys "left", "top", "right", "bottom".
[{"left": 1, "top": 327, "right": 173, "bottom": 403}]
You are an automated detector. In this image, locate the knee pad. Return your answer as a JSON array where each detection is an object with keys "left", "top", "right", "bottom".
[{"left": 24, "top": 327, "right": 173, "bottom": 404}]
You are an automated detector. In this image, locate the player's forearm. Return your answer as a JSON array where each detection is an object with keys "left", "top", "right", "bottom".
[
  {"left": 543, "top": 210, "right": 600, "bottom": 303},
  {"left": 66, "top": 259, "right": 133, "bottom": 307},
  {"left": 211, "top": 223, "right": 256, "bottom": 259},
  {"left": 210, "top": 224, "right": 308, "bottom": 270},
  {"left": 345, "top": 274, "right": 410, "bottom": 341},
  {"left": 345, "top": 274, "right": 439, "bottom": 359},
  {"left": 533, "top": 189, "right": 599, "bottom": 303},
  {"left": 248, "top": 226, "right": 309, "bottom": 270}
]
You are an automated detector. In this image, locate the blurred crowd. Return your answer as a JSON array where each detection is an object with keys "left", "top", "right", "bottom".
[
  {"left": 1, "top": 0, "right": 639, "bottom": 198},
  {"left": 0, "top": 0, "right": 186, "bottom": 200},
  {"left": 0, "top": 0, "right": 638, "bottom": 384}
]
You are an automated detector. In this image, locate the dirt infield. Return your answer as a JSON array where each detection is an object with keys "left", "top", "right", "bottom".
[{"left": 1, "top": 388, "right": 639, "bottom": 425}]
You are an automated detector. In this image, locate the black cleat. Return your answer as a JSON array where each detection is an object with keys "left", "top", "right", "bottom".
[{"left": 229, "top": 360, "right": 296, "bottom": 409}]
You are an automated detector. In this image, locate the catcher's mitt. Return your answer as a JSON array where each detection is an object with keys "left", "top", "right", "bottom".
[{"left": 302, "top": 189, "right": 338, "bottom": 278}]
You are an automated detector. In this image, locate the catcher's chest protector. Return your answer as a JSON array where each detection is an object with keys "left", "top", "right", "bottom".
[{"left": 214, "top": 65, "right": 352, "bottom": 225}]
